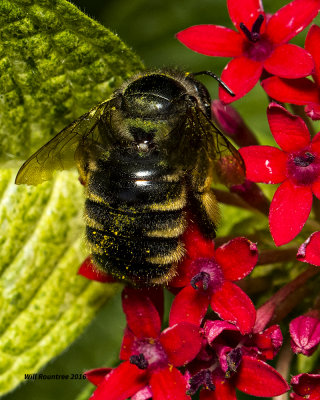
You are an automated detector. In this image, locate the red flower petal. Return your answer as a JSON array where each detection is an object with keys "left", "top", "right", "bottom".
[
  {"left": 78, "top": 257, "right": 116, "bottom": 283},
  {"left": 85, "top": 368, "right": 112, "bottom": 386},
  {"left": 168, "top": 260, "right": 192, "bottom": 288},
  {"left": 311, "top": 390, "right": 320, "bottom": 400},
  {"left": 122, "top": 287, "right": 161, "bottom": 339},
  {"left": 291, "top": 393, "right": 305, "bottom": 400},
  {"left": 215, "top": 237, "right": 258, "bottom": 281},
  {"left": 227, "top": 0, "right": 265, "bottom": 34},
  {"left": 150, "top": 367, "right": 190, "bottom": 400},
  {"left": 210, "top": 281, "right": 256, "bottom": 334},
  {"left": 265, "top": 0, "right": 320, "bottom": 44},
  {"left": 132, "top": 386, "right": 152, "bottom": 400},
  {"left": 239, "top": 145, "right": 287, "bottom": 183},
  {"left": 269, "top": 180, "right": 313, "bottom": 246},
  {"left": 236, "top": 356, "right": 290, "bottom": 396},
  {"left": 204, "top": 320, "right": 239, "bottom": 345},
  {"left": 160, "top": 322, "right": 202, "bottom": 366},
  {"left": 176, "top": 25, "right": 244, "bottom": 57},
  {"left": 267, "top": 103, "right": 310, "bottom": 152},
  {"left": 120, "top": 326, "right": 135, "bottom": 360},
  {"left": 184, "top": 223, "right": 215, "bottom": 259},
  {"left": 291, "top": 374, "right": 320, "bottom": 397},
  {"left": 169, "top": 285, "right": 210, "bottom": 326},
  {"left": 254, "top": 301, "right": 276, "bottom": 333},
  {"left": 253, "top": 325, "right": 283, "bottom": 360},
  {"left": 131, "top": 385, "right": 152, "bottom": 400},
  {"left": 261, "top": 77, "right": 320, "bottom": 105},
  {"left": 91, "top": 362, "right": 148, "bottom": 400},
  {"left": 313, "top": 180, "right": 320, "bottom": 200},
  {"left": 139, "top": 287, "right": 164, "bottom": 321},
  {"left": 311, "top": 131, "right": 320, "bottom": 156},
  {"left": 219, "top": 57, "right": 263, "bottom": 103},
  {"left": 305, "top": 25, "right": 320, "bottom": 84},
  {"left": 264, "top": 44, "right": 314, "bottom": 78},
  {"left": 297, "top": 231, "right": 320, "bottom": 266},
  {"left": 200, "top": 376, "right": 236, "bottom": 400}
]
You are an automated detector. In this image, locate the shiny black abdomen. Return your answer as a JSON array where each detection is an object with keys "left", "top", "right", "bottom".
[{"left": 85, "top": 150, "right": 186, "bottom": 284}]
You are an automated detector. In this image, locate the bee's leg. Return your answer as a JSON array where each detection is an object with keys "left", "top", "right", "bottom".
[
  {"left": 189, "top": 189, "right": 220, "bottom": 239},
  {"left": 77, "top": 164, "right": 88, "bottom": 186},
  {"left": 75, "top": 145, "right": 99, "bottom": 186},
  {"left": 189, "top": 154, "right": 219, "bottom": 238}
]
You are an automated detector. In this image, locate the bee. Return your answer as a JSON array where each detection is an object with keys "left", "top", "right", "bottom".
[{"left": 15, "top": 69, "right": 245, "bottom": 285}]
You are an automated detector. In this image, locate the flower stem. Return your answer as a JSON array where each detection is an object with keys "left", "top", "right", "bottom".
[
  {"left": 272, "top": 340, "right": 292, "bottom": 400},
  {"left": 257, "top": 247, "right": 298, "bottom": 265},
  {"left": 213, "top": 184, "right": 270, "bottom": 216},
  {"left": 212, "top": 188, "right": 255, "bottom": 210}
]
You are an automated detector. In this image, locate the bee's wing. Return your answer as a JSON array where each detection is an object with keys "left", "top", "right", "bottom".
[
  {"left": 15, "top": 100, "right": 112, "bottom": 185},
  {"left": 187, "top": 106, "right": 246, "bottom": 187}
]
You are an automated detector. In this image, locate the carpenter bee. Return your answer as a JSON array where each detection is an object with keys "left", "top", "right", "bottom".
[{"left": 15, "top": 69, "right": 245, "bottom": 285}]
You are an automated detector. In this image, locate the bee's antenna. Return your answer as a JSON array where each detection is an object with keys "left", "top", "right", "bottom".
[{"left": 190, "top": 71, "right": 235, "bottom": 97}]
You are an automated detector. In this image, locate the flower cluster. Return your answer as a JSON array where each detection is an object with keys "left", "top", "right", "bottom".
[
  {"left": 177, "top": 0, "right": 319, "bottom": 103},
  {"left": 83, "top": 269, "right": 290, "bottom": 399},
  {"left": 239, "top": 102, "right": 320, "bottom": 245},
  {"left": 178, "top": 0, "right": 320, "bottom": 252},
  {"left": 79, "top": 221, "right": 320, "bottom": 399},
  {"left": 78, "top": 1, "right": 320, "bottom": 399}
]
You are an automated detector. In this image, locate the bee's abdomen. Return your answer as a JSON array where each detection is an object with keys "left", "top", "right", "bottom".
[{"left": 85, "top": 151, "right": 187, "bottom": 284}]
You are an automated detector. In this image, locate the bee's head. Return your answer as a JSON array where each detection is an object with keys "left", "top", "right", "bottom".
[
  {"left": 121, "top": 73, "right": 188, "bottom": 119},
  {"left": 112, "top": 71, "right": 213, "bottom": 156}
]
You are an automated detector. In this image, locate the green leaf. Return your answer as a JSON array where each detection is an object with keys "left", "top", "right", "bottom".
[
  {"left": 0, "top": 0, "right": 143, "bottom": 160},
  {"left": 0, "top": 170, "right": 121, "bottom": 395},
  {"left": 0, "top": 0, "right": 143, "bottom": 395}
]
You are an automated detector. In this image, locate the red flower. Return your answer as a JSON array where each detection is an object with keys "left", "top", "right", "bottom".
[
  {"left": 185, "top": 319, "right": 289, "bottom": 398},
  {"left": 289, "top": 315, "right": 320, "bottom": 356},
  {"left": 297, "top": 231, "right": 320, "bottom": 266},
  {"left": 291, "top": 373, "right": 320, "bottom": 400},
  {"left": 262, "top": 25, "right": 320, "bottom": 120},
  {"left": 169, "top": 224, "right": 258, "bottom": 334},
  {"left": 239, "top": 103, "right": 320, "bottom": 246},
  {"left": 86, "top": 287, "right": 202, "bottom": 400},
  {"left": 176, "top": 0, "right": 318, "bottom": 103}
]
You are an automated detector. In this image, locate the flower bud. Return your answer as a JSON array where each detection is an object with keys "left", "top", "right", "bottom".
[
  {"left": 289, "top": 314, "right": 320, "bottom": 356},
  {"left": 211, "top": 100, "right": 259, "bottom": 147}
]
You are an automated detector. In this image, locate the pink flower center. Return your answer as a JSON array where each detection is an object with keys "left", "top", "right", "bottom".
[
  {"left": 190, "top": 258, "right": 224, "bottom": 292},
  {"left": 131, "top": 339, "right": 168, "bottom": 372},
  {"left": 243, "top": 37, "right": 273, "bottom": 62},
  {"left": 240, "top": 15, "right": 273, "bottom": 62},
  {"left": 287, "top": 149, "right": 320, "bottom": 186}
]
